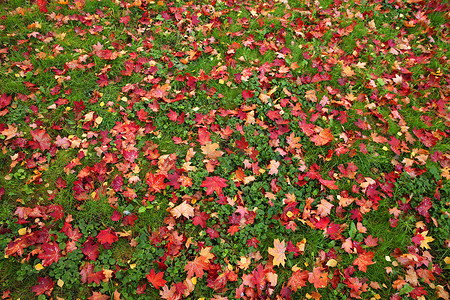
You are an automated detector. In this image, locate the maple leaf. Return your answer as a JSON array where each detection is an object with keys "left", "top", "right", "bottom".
[
  {"left": 119, "top": 15, "right": 130, "bottom": 25},
  {"left": 305, "top": 90, "right": 317, "bottom": 102},
  {"left": 342, "top": 65, "right": 355, "bottom": 77},
  {"left": 267, "top": 160, "right": 280, "bottom": 175},
  {"left": 242, "top": 89, "right": 254, "bottom": 100},
  {"left": 185, "top": 256, "right": 208, "bottom": 278},
  {"left": 201, "top": 142, "right": 224, "bottom": 160},
  {"left": 342, "top": 237, "right": 354, "bottom": 253},
  {"left": 310, "top": 128, "right": 333, "bottom": 146},
  {"left": 416, "top": 198, "right": 432, "bottom": 222},
  {"left": 88, "top": 292, "right": 110, "bottom": 300},
  {"left": 170, "top": 202, "right": 195, "bottom": 219},
  {"left": 319, "top": 178, "right": 338, "bottom": 190},
  {"left": 30, "top": 129, "right": 52, "bottom": 151},
  {"left": 364, "top": 235, "right": 379, "bottom": 247},
  {"left": 193, "top": 212, "right": 209, "bottom": 228},
  {"left": 353, "top": 250, "right": 375, "bottom": 272},
  {"left": 123, "top": 149, "right": 139, "bottom": 162},
  {"left": 288, "top": 269, "right": 308, "bottom": 292},
  {"left": 1, "top": 124, "right": 17, "bottom": 140},
  {"left": 268, "top": 239, "right": 286, "bottom": 267},
  {"left": 88, "top": 270, "right": 106, "bottom": 285},
  {"left": 201, "top": 176, "right": 228, "bottom": 195},
  {"left": 308, "top": 267, "right": 328, "bottom": 289},
  {"left": 160, "top": 285, "right": 177, "bottom": 300},
  {"left": 38, "top": 242, "right": 61, "bottom": 266},
  {"left": 419, "top": 231, "right": 434, "bottom": 249},
  {"left": 146, "top": 269, "right": 167, "bottom": 289},
  {"left": 82, "top": 239, "right": 100, "bottom": 260},
  {"left": 145, "top": 172, "right": 167, "bottom": 193},
  {"left": 96, "top": 228, "right": 118, "bottom": 245},
  {"left": 317, "top": 199, "right": 334, "bottom": 217},
  {"left": 150, "top": 84, "right": 169, "bottom": 100},
  {"left": 37, "top": 0, "right": 48, "bottom": 13},
  {"left": 111, "top": 175, "right": 123, "bottom": 192},
  {"left": 111, "top": 210, "right": 121, "bottom": 221},
  {"left": 416, "top": 269, "right": 435, "bottom": 285},
  {"left": 31, "top": 277, "right": 54, "bottom": 296},
  {"left": 0, "top": 93, "right": 11, "bottom": 108}
]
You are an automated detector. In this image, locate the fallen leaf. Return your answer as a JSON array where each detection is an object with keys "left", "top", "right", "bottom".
[{"left": 268, "top": 239, "right": 286, "bottom": 267}]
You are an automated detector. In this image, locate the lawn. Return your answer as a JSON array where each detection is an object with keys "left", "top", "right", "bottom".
[{"left": 0, "top": 0, "right": 449, "bottom": 299}]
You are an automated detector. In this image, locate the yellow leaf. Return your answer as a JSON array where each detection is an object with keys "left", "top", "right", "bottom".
[
  {"left": 57, "top": 279, "right": 64, "bottom": 287},
  {"left": 35, "top": 263, "right": 44, "bottom": 270},
  {"left": 419, "top": 231, "right": 434, "bottom": 249},
  {"left": 326, "top": 259, "right": 337, "bottom": 267},
  {"left": 444, "top": 257, "right": 450, "bottom": 264},
  {"left": 18, "top": 228, "right": 27, "bottom": 235}
]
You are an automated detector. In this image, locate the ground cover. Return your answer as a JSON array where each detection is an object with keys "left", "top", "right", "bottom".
[{"left": 0, "top": 0, "right": 449, "bottom": 299}]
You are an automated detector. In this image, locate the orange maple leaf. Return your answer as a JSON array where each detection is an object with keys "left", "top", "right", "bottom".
[
  {"left": 185, "top": 256, "right": 208, "bottom": 278},
  {"left": 288, "top": 269, "right": 308, "bottom": 291},
  {"left": 353, "top": 251, "right": 375, "bottom": 272},
  {"left": 308, "top": 267, "right": 328, "bottom": 289},
  {"left": 1, "top": 124, "right": 17, "bottom": 140},
  {"left": 342, "top": 65, "right": 355, "bottom": 77},
  {"left": 268, "top": 239, "right": 286, "bottom": 267},
  {"left": 310, "top": 128, "right": 333, "bottom": 146}
]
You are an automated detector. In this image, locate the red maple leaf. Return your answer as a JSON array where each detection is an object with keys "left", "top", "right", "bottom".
[
  {"left": 97, "top": 73, "right": 108, "bottom": 87},
  {"left": 82, "top": 239, "right": 100, "bottom": 260},
  {"left": 353, "top": 250, "right": 375, "bottom": 272},
  {"left": 111, "top": 210, "right": 121, "bottom": 221},
  {"left": 123, "top": 149, "right": 139, "bottom": 162},
  {"left": 145, "top": 172, "right": 167, "bottom": 193},
  {"left": 65, "top": 227, "right": 82, "bottom": 241},
  {"left": 146, "top": 269, "right": 167, "bottom": 289},
  {"left": 38, "top": 242, "right": 61, "bottom": 266},
  {"left": 288, "top": 269, "right": 308, "bottom": 292},
  {"left": 201, "top": 176, "right": 228, "bottom": 195},
  {"left": 37, "top": 0, "right": 48, "bottom": 13},
  {"left": 412, "top": 233, "right": 424, "bottom": 246},
  {"left": 31, "top": 277, "right": 54, "bottom": 296},
  {"left": 96, "top": 228, "right": 118, "bottom": 245},
  {"left": 0, "top": 93, "right": 11, "bottom": 108},
  {"left": 416, "top": 197, "right": 432, "bottom": 222},
  {"left": 167, "top": 109, "right": 178, "bottom": 121},
  {"left": 88, "top": 270, "right": 106, "bottom": 285},
  {"left": 119, "top": 16, "right": 130, "bottom": 25},
  {"left": 5, "top": 238, "right": 29, "bottom": 257},
  {"left": 197, "top": 127, "right": 211, "bottom": 145},
  {"left": 30, "top": 129, "right": 52, "bottom": 151},
  {"left": 242, "top": 89, "right": 255, "bottom": 100},
  {"left": 185, "top": 256, "right": 208, "bottom": 278},
  {"left": 310, "top": 128, "right": 333, "bottom": 146},
  {"left": 80, "top": 262, "right": 95, "bottom": 283},
  {"left": 193, "top": 212, "right": 209, "bottom": 228},
  {"left": 111, "top": 175, "right": 123, "bottom": 192}
]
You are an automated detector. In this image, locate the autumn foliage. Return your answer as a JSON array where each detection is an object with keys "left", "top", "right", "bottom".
[{"left": 0, "top": 0, "right": 450, "bottom": 299}]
